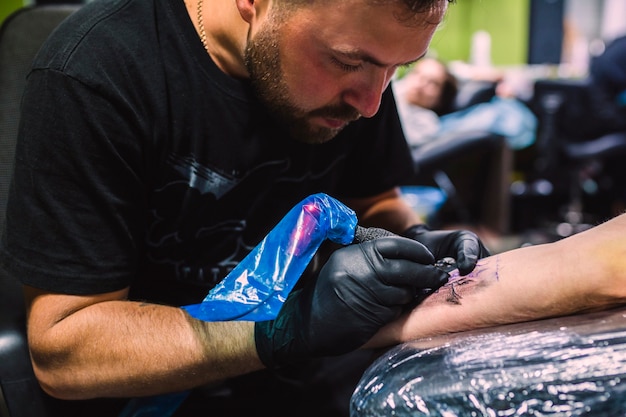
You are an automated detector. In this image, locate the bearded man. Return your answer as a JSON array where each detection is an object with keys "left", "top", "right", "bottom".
[{"left": 0, "top": 0, "right": 488, "bottom": 415}]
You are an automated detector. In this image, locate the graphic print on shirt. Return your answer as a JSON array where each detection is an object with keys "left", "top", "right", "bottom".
[
  {"left": 168, "top": 153, "right": 236, "bottom": 198},
  {"left": 145, "top": 152, "right": 285, "bottom": 288},
  {"left": 145, "top": 150, "right": 346, "bottom": 289}
]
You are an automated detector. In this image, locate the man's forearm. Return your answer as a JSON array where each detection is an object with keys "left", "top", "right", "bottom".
[
  {"left": 366, "top": 213, "right": 626, "bottom": 348},
  {"left": 345, "top": 187, "right": 422, "bottom": 234},
  {"left": 27, "top": 296, "right": 261, "bottom": 400}
]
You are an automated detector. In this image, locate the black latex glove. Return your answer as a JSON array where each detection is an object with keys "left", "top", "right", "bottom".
[
  {"left": 402, "top": 225, "right": 490, "bottom": 276},
  {"left": 255, "top": 236, "right": 449, "bottom": 369}
]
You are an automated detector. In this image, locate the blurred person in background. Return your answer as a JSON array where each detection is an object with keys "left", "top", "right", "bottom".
[{"left": 394, "top": 56, "right": 537, "bottom": 150}]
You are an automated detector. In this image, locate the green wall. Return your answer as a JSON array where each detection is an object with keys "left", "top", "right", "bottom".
[
  {"left": 429, "top": 0, "right": 530, "bottom": 66},
  {"left": 0, "top": 0, "right": 24, "bottom": 27}
]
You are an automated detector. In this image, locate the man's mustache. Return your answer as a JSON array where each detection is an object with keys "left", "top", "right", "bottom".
[{"left": 309, "top": 104, "right": 361, "bottom": 122}]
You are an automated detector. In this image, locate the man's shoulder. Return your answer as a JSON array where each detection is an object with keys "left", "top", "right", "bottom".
[{"left": 32, "top": 0, "right": 170, "bottom": 77}]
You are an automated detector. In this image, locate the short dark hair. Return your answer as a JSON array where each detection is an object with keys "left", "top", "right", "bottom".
[
  {"left": 277, "top": 0, "right": 454, "bottom": 26},
  {"left": 391, "top": 0, "right": 455, "bottom": 26},
  {"left": 398, "top": 0, "right": 455, "bottom": 13}
]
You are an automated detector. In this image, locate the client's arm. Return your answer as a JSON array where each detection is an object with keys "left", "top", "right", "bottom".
[{"left": 366, "top": 213, "right": 626, "bottom": 348}]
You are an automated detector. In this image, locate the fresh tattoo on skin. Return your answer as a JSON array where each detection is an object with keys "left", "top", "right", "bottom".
[{"left": 427, "top": 256, "right": 501, "bottom": 305}]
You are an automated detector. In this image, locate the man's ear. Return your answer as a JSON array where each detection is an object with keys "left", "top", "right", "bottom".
[{"left": 235, "top": 0, "right": 258, "bottom": 23}]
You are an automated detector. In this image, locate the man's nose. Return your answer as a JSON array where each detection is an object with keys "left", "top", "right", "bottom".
[{"left": 341, "top": 70, "right": 392, "bottom": 118}]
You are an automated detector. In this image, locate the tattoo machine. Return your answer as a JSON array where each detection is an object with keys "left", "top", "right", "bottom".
[{"left": 182, "top": 192, "right": 364, "bottom": 321}]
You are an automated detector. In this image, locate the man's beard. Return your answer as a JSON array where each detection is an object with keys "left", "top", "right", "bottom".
[{"left": 243, "top": 22, "right": 360, "bottom": 144}]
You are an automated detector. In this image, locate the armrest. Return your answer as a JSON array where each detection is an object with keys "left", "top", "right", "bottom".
[
  {"left": 411, "top": 131, "right": 503, "bottom": 175},
  {"left": 0, "top": 269, "right": 50, "bottom": 417},
  {"left": 352, "top": 306, "right": 626, "bottom": 416},
  {"left": 563, "top": 131, "right": 626, "bottom": 160}
]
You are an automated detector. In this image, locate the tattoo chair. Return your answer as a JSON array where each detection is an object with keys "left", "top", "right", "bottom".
[
  {"left": 408, "top": 80, "right": 513, "bottom": 235},
  {"left": 521, "top": 78, "right": 626, "bottom": 240},
  {"left": 410, "top": 131, "right": 512, "bottom": 233},
  {"left": 0, "top": 5, "right": 81, "bottom": 417},
  {"left": 352, "top": 307, "right": 626, "bottom": 416}
]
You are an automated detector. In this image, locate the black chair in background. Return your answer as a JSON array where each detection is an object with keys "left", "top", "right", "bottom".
[
  {"left": 410, "top": 130, "right": 512, "bottom": 234},
  {"left": 449, "top": 79, "right": 497, "bottom": 113},
  {"left": 0, "top": 5, "right": 81, "bottom": 417},
  {"left": 518, "top": 78, "right": 626, "bottom": 239},
  {"left": 408, "top": 80, "right": 513, "bottom": 235}
]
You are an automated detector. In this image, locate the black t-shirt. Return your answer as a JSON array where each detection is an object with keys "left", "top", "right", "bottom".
[{"left": 0, "top": 0, "right": 414, "bottom": 306}]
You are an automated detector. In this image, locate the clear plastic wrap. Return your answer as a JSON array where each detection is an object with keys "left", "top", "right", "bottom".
[
  {"left": 183, "top": 192, "right": 357, "bottom": 321},
  {"left": 351, "top": 307, "right": 626, "bottom": 417}
]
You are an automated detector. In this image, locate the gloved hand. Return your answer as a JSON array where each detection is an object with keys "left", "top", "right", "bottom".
[
  {"left": 255, "top": 236, "right": 449, "bottom": 369},
  {"left": 402, "top": 225, "right": 490, "bottom": 276}
]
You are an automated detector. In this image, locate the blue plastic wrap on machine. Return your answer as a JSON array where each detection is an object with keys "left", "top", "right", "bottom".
[
  {"left": 118, "top": 193, "right": 358, "bottom": 417},
  {"left": 182, "top": 192, "right": 358, "bottom": 321}
]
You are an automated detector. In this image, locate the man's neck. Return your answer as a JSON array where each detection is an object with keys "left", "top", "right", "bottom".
[{"left": 186, "top": 0, "right": 250, "bottom": 78}]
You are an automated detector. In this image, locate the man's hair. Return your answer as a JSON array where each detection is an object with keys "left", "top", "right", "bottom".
[
  {"left": 369, "top": 0, "right": 454, "bottom": 26},
  {"left": 397, "top": 0, "right": 454, "bottom": 14},
  {"left": 276, "top": 0, "right": 454, "bottom": 25}
]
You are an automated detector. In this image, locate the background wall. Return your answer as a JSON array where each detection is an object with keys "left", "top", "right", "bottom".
[
  {"left": 429, "top": 0, "right": 531, "bottom": 66},
  {"left": 0, "top": 0, "right": 25, "bottom": 27}
]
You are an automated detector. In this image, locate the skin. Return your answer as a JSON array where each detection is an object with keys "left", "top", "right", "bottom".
[
  {"left": 25, "top": 0, "right": 446, "bottom": 400},
  {"left": 402, "top": 57, "right": 448, "bottom": 110},
  {"left": 365, "top": 212, "right": 626, "bottom": 349},
  {"left": 242, "top": 0, "right": 444, "bottom": 144}
]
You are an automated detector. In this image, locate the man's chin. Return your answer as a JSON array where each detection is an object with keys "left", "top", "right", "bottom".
[{"left": 290, "top": 125, "right": 344, "bottom": 145}]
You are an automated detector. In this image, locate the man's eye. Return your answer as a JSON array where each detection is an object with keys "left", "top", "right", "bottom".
[
  {"left": 331, "top": 56, "right": 363, "bottom": 72},
  {"left": 397, "top": 63, "right": 411, "bottom": 72}
]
